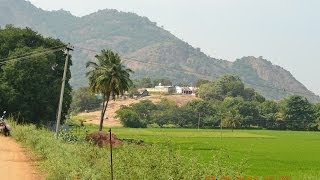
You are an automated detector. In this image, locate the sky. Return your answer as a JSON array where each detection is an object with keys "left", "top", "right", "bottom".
[{"left": 27, "top": 0, "right": 320, "bottom": 95}]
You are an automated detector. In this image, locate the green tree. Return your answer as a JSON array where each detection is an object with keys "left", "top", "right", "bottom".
[
  {"left": 195, "top": 79, "right": 211, "bottom": 87},
  {"left": 135, "top": 78, "right": 153, "bottom": 88},
  {"left": 0, "top": 26, "right": 72, "bottom": 125},
  {"left": 116, "top": 107, "right": 146, "bottom": 128},
  {"left": 86, "top": 49, "right": 133, "bottom": 131},
  {"left": 220, "top": 97, "right": 245, "bottom": 128},
  {"left": 130, "top": 100, "right": 157, "bottom": 124},
  {"left": 283, "top": 96, "right": 316, "bottom": 130},
  {"left": 150, "top": 99, "right": 177, "bottom": 127},
  {"left": 70, "top": 87, "right": 102, "bottom": 113},
  {"left": 258, "top": 100, "right": 280, "bottom": 129},
  {"left": 185, "top": 99, "right": 217, "bottom": 128},
  {"left": 309, "top": 103, "right": 320, "bottom": 130},
  {"left": 198, "top": 75, "right": 245, "bottom": 101},
  {"left": 243, "top": 88, "right": 265, "bottom": 102},
  {"left": 221, "top": 108, "right": 243, "bottom": 131}
]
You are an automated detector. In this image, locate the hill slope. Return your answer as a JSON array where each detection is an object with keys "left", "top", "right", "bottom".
[{"left": 0, "top": 0, "right": 319, "bottom": 101}]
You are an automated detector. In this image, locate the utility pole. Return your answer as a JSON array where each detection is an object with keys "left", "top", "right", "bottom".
[
  {"left": 55, "top": 43, "right": 73, "bottom": 138},
  {"left": 109, "top": 128, "right": 114, "bottom": 180},
  {"left": 220, "top": 119, "right": 222, "bottom": 140},
  {"left": 198, "top": 113, "right": 200, "bottom": 130}
]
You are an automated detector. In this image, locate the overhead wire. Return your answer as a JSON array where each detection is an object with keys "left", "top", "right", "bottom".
[{"left": 0, "top": 45, "right": 66, "bottom": 65}]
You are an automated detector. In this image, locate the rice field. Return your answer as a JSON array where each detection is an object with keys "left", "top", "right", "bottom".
[{"left": 104, "top": 127, "right": 320, "bottom": 179}]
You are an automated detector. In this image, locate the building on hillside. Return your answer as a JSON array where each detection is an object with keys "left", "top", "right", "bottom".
[
  {"left": 145, "top": 83, "right": 175, "bottom": 94},
  {"left": 136, "top": 89, "right": 149, "bottom": 97},
  {"left": 175, "top": 86, "right": 197, "bottom": 95}
]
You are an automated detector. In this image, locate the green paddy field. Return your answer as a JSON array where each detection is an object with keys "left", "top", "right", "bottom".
[{"left": 106, "top": 128, "right": 320, "bottom": 178}]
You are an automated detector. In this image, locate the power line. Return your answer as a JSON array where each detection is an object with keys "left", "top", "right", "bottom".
[{"left": 0, "top": 45, "right": 66, "bottom": 65}]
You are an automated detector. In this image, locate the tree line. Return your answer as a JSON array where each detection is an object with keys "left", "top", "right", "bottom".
[{"left": 116, "top": 75, "right": 320, "bottom": 131}]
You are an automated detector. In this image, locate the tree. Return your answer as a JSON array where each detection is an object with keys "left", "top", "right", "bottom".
[
  {"left": 185, "top": 99, "right": 217, "bottom": 128},
  {"left": 221, "top": 109, "right": 242, "bottom": 131},
  {"left": 150, "top": 99, "right": 177, "bottom": 127},
  {"left": 130, "top": 100, "right": 157, "bottom": 124},
  {"left": 243, "top": 88, "right": 265, "bottom": 102},
  {"left": 198, "top": 75, "right": 245, "bottom": 101},
  {"left": 258, "top": 100, "right": 280, "bottom": 129},
  {"left": 195, "top": 79, "right": 211, "bottom": 87},
  {"left": 220, "top": 97, "right": 245, "bottom": 129},
  {"left": 135, "top": 78, "right": 153, "bottom": 88},
  {"left": 283, "top": 96, "right": 316, "bottom": 130},
  {"left": 86, "top": 49, "right": 133, "bottom": 131},
  {"left": 0, "top": 26, "right": 72, "bottom": 125},
  {"left": 309, "top": 103, "right": 320, "bottom": 130},
  {"left": 116, "top": 108, "right": 146, "bottom": 128},
  {"left": 70, "top": 87, "right": 102, "bottom": 113}
]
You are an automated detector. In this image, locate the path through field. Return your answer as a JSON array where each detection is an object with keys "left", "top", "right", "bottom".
[{"left": 0, "top": 136, "right": 42, "bottom": 180}]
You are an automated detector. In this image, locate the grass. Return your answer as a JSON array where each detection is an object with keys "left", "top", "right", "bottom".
[
  {"left": 9, "top": 121, "right": 245, "bottom": 179},
  {"left": 89, "top": 127, "right": 320, "bottom": 179}
]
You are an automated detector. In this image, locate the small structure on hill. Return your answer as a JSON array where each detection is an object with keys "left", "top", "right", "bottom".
[
  {"left": 175, "top": 86, "right": 196, "bottom": 95},
  {"left": 145, "top": 83, "right": 175, "bottom": 94},
  {"left": 135, "top": 89, "right": 149, "bottom": 98}
]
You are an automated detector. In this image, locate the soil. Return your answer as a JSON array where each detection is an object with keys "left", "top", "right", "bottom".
[
  {"left": 86, "top": 131, "right": 122, "bottom": 147},
  {"left": 0, "top": 136, "right": 42, "bottom": 180}
]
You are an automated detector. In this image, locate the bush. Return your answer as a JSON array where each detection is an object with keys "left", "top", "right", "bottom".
[{"left": 116, "top": 108, "right": 146, "bottom": 128}]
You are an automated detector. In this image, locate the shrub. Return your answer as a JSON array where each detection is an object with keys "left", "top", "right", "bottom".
[{"left": 116, "top": 108, "right": 146, "bottom": 128}]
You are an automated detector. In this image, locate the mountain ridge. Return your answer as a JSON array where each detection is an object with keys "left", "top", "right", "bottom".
[{"left": 0, "top": 0, "right": 319, "bottom": 102}]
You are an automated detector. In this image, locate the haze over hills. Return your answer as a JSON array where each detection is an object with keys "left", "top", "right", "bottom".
[{"left": 0, "top": 0, "right": 319, "bottom": 102}]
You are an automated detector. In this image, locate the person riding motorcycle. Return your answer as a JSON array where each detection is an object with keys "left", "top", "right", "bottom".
[{"left": 0, "top": 111, "right": 10, "bottom": 136}]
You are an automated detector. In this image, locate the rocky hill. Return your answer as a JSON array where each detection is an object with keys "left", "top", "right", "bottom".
[{"left": 0, "top": 0, "right": 319, "bottom": 101}]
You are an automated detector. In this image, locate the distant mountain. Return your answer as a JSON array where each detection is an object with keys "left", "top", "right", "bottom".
[{"left": 0, "top": 0, "right": 319, "bottom": 102}]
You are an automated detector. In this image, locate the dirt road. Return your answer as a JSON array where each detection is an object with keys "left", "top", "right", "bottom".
[{"left": 0, "top": 136, "right": 42, "bottom": 180}]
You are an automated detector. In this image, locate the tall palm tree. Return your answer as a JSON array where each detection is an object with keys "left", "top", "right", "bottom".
[{"left": 86, "top": 49, "right": 133, "bottom": 131}]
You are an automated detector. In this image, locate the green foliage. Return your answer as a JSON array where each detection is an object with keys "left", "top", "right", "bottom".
[
  {"left": 86, "top": 49, "right": 133, "bottom": 131},
  {"left": 198, "top": 75, "right": 265, "bottom": 102},
  {"left": 116, "top": 100, "right": 158, "bottom": 128},
  {"left": 116, "top": 74, "right": 319, "bottom": 131},
  {"left": 70, "top": 87, "right": 102, "bottom": 113},
  {"left": 116, "top": 107, "right": 146, "bottom": 128},
  {"left": 282, "top": 96, "right": 316, "bottom": 130},
  {"left": 0, "top": 26, "right": 71, "bottom": 125},
  {"left": 133, "top": 78, "right": 153, "bottom": 88},
  {"left": 195, "top": 79, "right": 211, "bottom": 87},
  {"left": 130, "top": 100, "right": 157, "bottom": 123}
]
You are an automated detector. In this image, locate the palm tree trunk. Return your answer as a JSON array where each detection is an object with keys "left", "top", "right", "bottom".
[{"left": 99, "top": 93, "right": 110, "bottom": 131}]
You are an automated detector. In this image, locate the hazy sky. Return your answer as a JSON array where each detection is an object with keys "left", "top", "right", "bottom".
[{"left": 27, "top": 0, "right": 320, "bottom": 95}]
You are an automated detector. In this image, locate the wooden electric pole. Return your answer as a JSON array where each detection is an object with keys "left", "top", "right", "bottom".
[{"left": 55, "top": 43, "right": 73, "bottom": 138}]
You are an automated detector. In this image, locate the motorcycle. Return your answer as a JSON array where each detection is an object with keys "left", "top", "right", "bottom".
[{"left": 0, "top": 111, "right": 11, "bottom": 136}]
